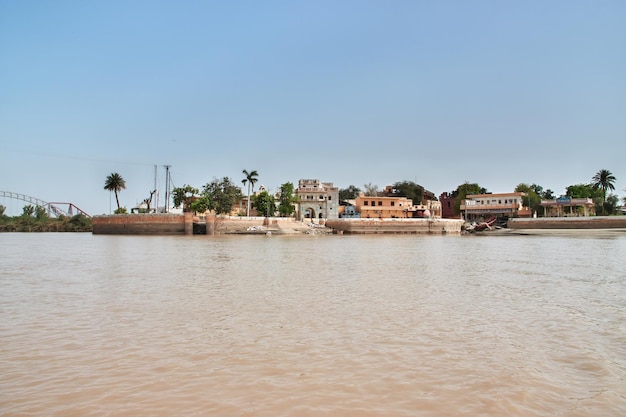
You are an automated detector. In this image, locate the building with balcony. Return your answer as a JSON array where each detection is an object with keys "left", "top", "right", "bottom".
[{"left": 461, "top": 192, "right": 528, "bottom": 221}]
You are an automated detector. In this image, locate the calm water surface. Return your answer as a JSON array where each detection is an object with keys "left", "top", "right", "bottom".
[{"left": 1, "top": 232, "right": 625, "bottom": 416}]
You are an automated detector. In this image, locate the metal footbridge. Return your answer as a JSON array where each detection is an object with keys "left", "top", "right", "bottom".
[{"left": 0, "top": 191, "right": 91, "bottom": 218}]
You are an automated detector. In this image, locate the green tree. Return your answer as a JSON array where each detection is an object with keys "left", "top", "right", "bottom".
[
  {"left": 172, "top": 184, "right": 199, "bottom": 212},
  {"left": 202, "top": 177, "right": 243, "bottom": 215},
  {"left": 592, "top": 169, "right": 616, "bottom": 214},
  {"left": 542, "top": 189, "right": 555, "bottom": 200},
  {"left": 565, "top": 183, "right": 604, "bottom": 214},
  {"left": 339, "top": 185, "right": 361, "bottom": 201},
  {"left": 604, "top": 194, "right": 619, "bottom": 215},
  {"left": 190, "top": 197, "right": 210, "bottom": 214},
  {"left": 277, "top": 182, "right": 297, "bottom": 217},
  {"left": 0, "top": 205, "right": 5, "bottom": 217},
  {"left": 515, "top": 183, "right": 544, "bottom": 215},
  {"left": 22, "top": 204, "right": 35, "bottom": 217},
  {"left": 566, "top": 183, "right": 602, "bottom": 199},
  {"left": 253, "top": 190, "right": 277, "bottom": 217},
  {"left": 242, "top": 169, "right": 259, "bottom": 216},
  {"left": 452, "top": 182, "right": 487, "bottom": 215},
  {"left": 389, "top": 181, "right": 425, "bottom": 205},
  {"left": 35, "top": 206, "right": 48, "bottom": 220},
  {"left": 104, "top": 172, "right": 126, "bottom": 212}
]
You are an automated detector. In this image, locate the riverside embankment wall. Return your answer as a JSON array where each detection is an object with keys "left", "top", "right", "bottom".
[
  {"left": 93, "top": 215, "right": 465, "bottom": 235},
  {"left": 92, "top": 213, "right": 191, "bottom": 235},
  {"left": 205, "top": 216, "right": 306, "bottom": 234},
  {"left": 325, "top": 218, "right": 464, "bottom": 234},
  {"left": 508, "top": 217, "right": 626, "bottom": 229},
  {"left": 92, "top": 214, "right": 308, "bottom": 235}
]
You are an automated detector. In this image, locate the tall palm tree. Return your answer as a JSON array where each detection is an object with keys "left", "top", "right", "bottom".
[
  {"left": 592, "top": 169, "right": 616, "bottom": 203},
  {"left": 104, "top": 172, "right": 126, "bottom": 212},
  {"left": 242, "top": 169, "right": 258, "bottom": 216}
]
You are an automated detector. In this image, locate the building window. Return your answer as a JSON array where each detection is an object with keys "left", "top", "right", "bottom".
[
  {"left": 371, "top": 201, "right": 375, "bottom": 206},
  {"left": 391, "top": 201, "right": 395, "bottom": 206},
  {"left": 328, "top": 196, "right": 332, "bottom": 200},
  {"left": 378, "top": 201, "right": 382, "bottom": 206},
  {"left": 364, "top": 201, "right": 368, "bottom": 206}
]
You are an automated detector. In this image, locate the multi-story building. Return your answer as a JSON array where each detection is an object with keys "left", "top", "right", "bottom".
[
  {"left": 460, "top": 192, "right": 529, "bottom": 221},
  {"left": 295, "top": 179, "right": 339, "bottom": 220},
  {"left": 355, "top": 194, "right": 415, "bottom": 218},
  {"left": 352, "top": 194, "right": 441, "bottom": 218}
]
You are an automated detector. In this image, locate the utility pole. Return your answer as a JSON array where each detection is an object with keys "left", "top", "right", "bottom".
[
  {"left": 164, "top": 165, "right": 171, "bottom": 213},
  {"left": 153, "top": 165, "right": 157, "bottom": 213}
]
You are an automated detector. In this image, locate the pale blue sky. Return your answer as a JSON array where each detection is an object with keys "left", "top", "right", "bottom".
[{"left": 1, "top": 1, "right": 625, "bottom": 216}]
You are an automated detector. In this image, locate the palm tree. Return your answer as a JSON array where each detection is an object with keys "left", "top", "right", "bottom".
[
  {"left": 104, "top": 172, "right": 126, "bottom": 212},
  {"left": 592, "top": 169, "right": 616, "bottom": 214},
  {"left": 242, "top": 169, "right": 258, "bottom": 216}
]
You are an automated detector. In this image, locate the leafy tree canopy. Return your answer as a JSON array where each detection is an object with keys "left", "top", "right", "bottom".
[
  {"left": 22, "top": 204, "right": 35, "bottom": 217},
  {"left": 515, "top": 183, "right": 547, "bottom": 215},
  {"left": 389, "top": 181, "right": 424, "bottom": 205},
  {"left": 452, "top": 182, "right": 488, "bottom": 215},
  {"left": 565, "top": 183, "right": 602, "bottom": 199},
  {"left": 253, "top": 190, "right": 277, "bottom": 217},
  {"left": 0, "top": 213, "right": 92, "bottom": 232},
  {"left": 35, "top": 206, "right": 48, "bottom": 220},
  {"left": 278, "top": 182, "right": 297, "bottom": 217},
  {"left": 339, "top": 185, "right": 361, "bottom": 201},
  {"left": 172, "top": 184, "right": 199, "bottom": 212},
  {"left": 201, "top": 177, "right": 242, "bottom": 215},
  {"left": 604, "top": 194, "right": 619, "bottom": 215}
]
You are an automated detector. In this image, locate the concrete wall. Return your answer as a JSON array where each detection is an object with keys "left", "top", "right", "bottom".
[
  {"left": 205, "top": 215, "right": 306, "bottom": 234},
  {"left": 509, "top": 216, "right": 626, "bottom": 229},
  {"left": 325, "top": 218, "right": 464, "bottom": 234},
  {"left": 92, "top": 214, "right": 189, "bottom": 235}
]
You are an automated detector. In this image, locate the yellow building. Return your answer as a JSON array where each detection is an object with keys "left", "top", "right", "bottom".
[{"left": 354, "top": 195, "right": 417, "bottom": 218}]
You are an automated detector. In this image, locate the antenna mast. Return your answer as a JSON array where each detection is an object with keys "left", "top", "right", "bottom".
[{"left": 164, "top": 165, "right": 171, "bottom": 213}]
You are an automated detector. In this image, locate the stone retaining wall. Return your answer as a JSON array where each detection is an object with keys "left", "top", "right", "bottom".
[
  {"left": 325, "top": 218, "right": 464, "bottom": 234},
  {"left": 206, "top": 216, "right": 307, "bottom": 234},
  {"left": 92, "top": 214, "right": 190, "bottom": 235},
  {"left": 508, "top": 216, "right": 626, "bottom": 229},
  {"left": 92, "top": 215, "right": 466, "bottom": 235}
]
